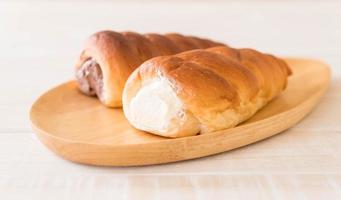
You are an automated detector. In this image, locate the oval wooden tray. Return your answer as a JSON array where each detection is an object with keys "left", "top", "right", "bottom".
[{"left": 30, "top": 58, "right": 330, "bottom": 166}]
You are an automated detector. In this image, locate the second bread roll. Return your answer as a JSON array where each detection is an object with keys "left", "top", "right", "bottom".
[
  {"left": 123, "top": 46, "right": 291, "bottom": 138},
  {"left": 75, "top": 31, "right": 224, "bottom": 107}
]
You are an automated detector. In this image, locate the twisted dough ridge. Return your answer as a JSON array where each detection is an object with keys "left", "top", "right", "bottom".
[
  {"left": 123, "top": 46, "right": 292, "bottom": 138},
  {"left": 74, "top": 31, "right": 224, "bottom": 107}
]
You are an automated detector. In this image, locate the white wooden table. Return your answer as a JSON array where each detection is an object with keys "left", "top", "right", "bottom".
[{"left": 1, "top": 1, "right": 341, "bottom": 199}]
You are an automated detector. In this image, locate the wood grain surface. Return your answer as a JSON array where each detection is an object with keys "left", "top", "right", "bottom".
[{"left": 2, "top": 0, "right": 341, "bottom": 199}]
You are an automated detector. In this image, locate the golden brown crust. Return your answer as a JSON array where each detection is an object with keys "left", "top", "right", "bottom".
[
  {"left": 75, "top": 30, "right": 224, "bottom": 107},
  {"left": 124, "top": 46, "right": 291, "bottom": 136},
  {"left": 144, "top": 33, "right": 181, "bottom": 55}
]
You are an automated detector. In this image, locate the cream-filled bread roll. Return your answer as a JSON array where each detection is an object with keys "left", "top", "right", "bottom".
[
  {"left": 123, "top": 46, "right": 291, "bottom": 138},
  {"left": 74, "top": 31, "right": 224, "bottom": 107}
]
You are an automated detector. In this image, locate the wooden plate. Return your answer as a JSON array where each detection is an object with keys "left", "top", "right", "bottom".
[{"left": 30, "top": 58, "right": 330, "bottom": 166}]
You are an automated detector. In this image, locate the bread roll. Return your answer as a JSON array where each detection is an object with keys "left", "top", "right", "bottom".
[
  {"left": 123, "top": 46, "right": 292, "bottom": 138},
  {"left": 74, "top": 31, "right": 224, "bottom": 107}
]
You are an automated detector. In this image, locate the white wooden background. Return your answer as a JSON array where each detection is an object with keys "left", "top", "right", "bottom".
[{"left": 1, "top": 0, "right": 341, "bottom": 199}]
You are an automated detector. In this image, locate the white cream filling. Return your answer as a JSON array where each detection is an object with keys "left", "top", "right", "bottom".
[{"left": 129, "top": 78, "right": 185, "bottom": 135}]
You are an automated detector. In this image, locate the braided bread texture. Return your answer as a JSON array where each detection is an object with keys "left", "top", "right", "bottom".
[
  {"left": 123, "top": 46, "right": 292, "bottom": 138},
  {"left": 74, "top": 31, "right": 224, "bottom": 107}
]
